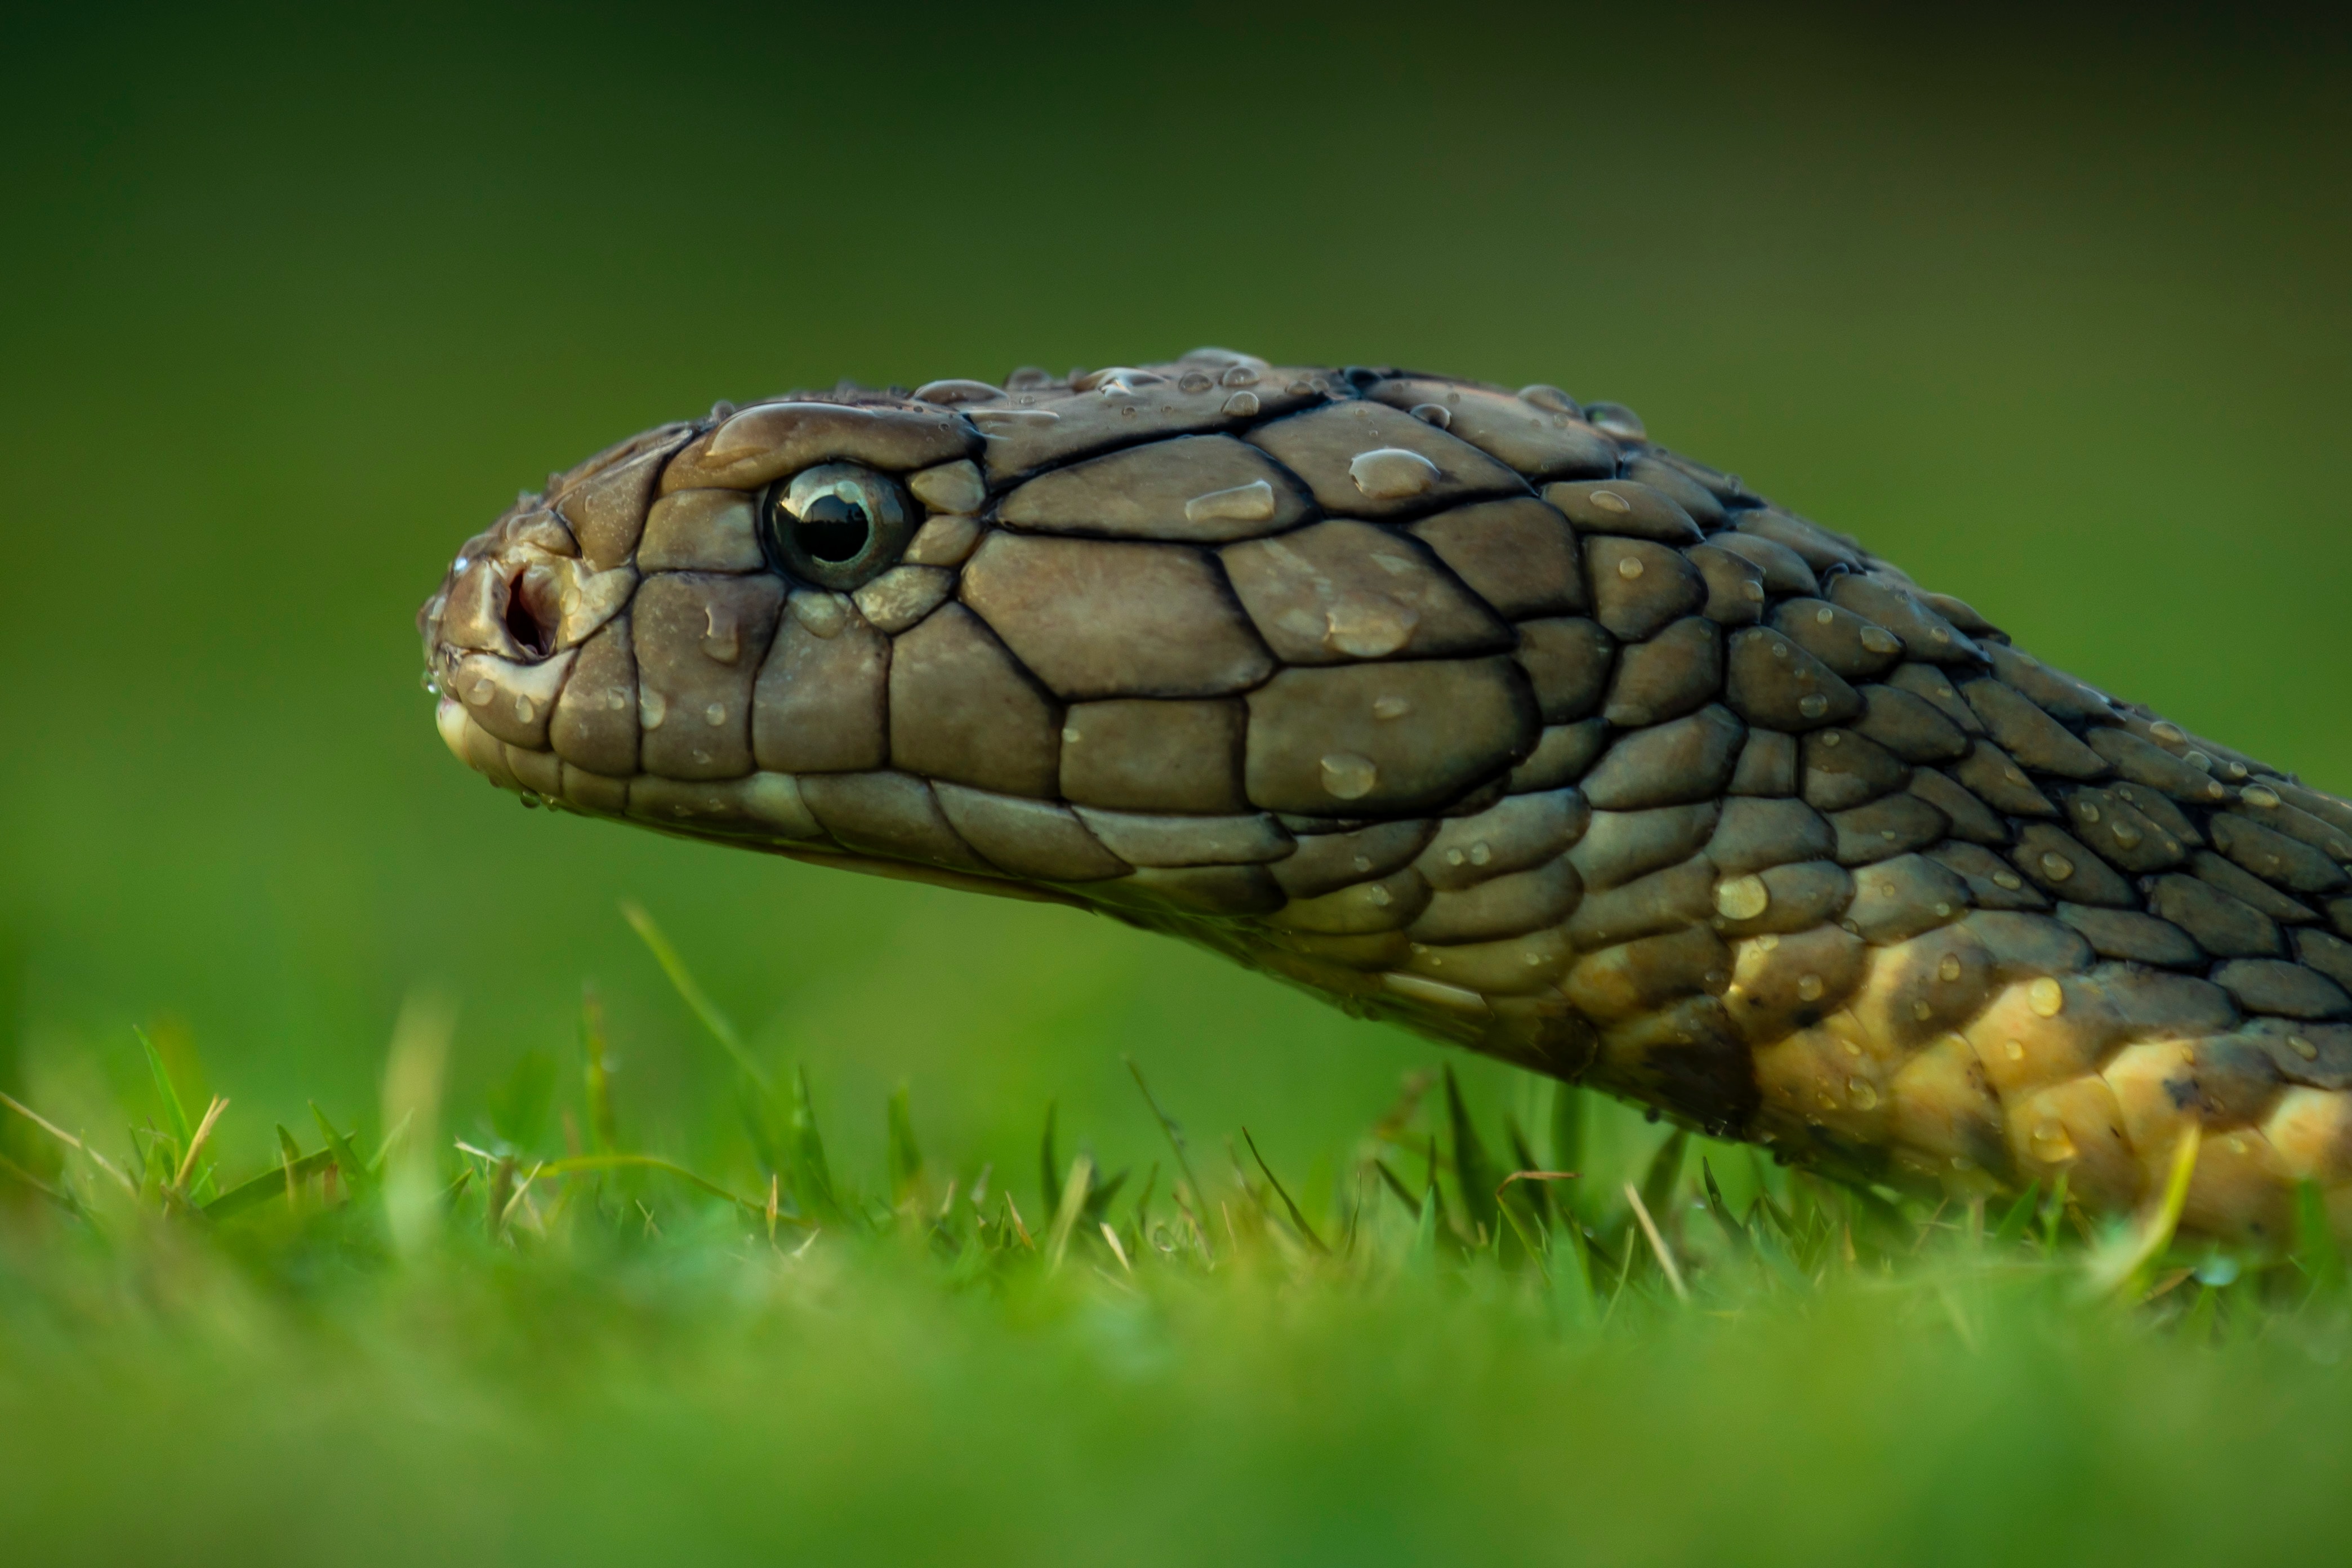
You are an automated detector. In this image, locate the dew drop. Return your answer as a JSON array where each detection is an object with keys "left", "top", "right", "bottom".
[
  {"left": 1847, "top": 1078, "right": 1879, "bottom": 1110},
  {"left": 1445, "top": 848, "right": 1465, "bottom": 867},
  {"left": 1590, "top": 489, "right": 1633, "bottom": 514},
  {"left": 1222, "top": 390, "right": 1260, "bottom": 417},
  {"left": 2030, "top": 1122, "right": 2078, "bottom": 1162},
  {"left": 705, "top": 703, "right": 727, "bottom": 727},
  {"left": 1912, "top": 1001, "right": 1933, "bottom": 1022},
  {"left": 1859, "top": 626, "right": 1900, "bottom": 654},
  {"left": 1616, "top": 556, "right": 1645, "bottom": 580},
  {"left": 1798, "top": 694, "right": 1829, "bottom": 719},
  {"left": 1176, "top": 369, "right": 1213, "bottom": 393},
  {"left": 2040, "top": 852, "right": 2075, "bottom": 882},
  {"left": 1409, "top": 402, "right": 1451, "bottom": 429},
  {"left": 1220, "top": 366, "right": 1260, "bottom": 388},
  {"left": 2291, "top": 1035, "right": 2320, "bottom": 1062},
  {"left": 514, "top": 696, "right": 535, "bottom": 724},
  {"left": 1351, "top": 855, "right": 1373, "bottom": 873},
  {"left": 1713, "top": 875, "right": 1770, "bottom": 921},
  {"left": 1469, "top": 841, "right": 1491, "bottom": 866},
  {"left": 1062, "top": 727, "right": 1083, "bottom": 745},
  {"left": 2028, "top": 977, "right": 2065, "bottom": 1017},
  {"left": 1796, "top": 972, "right": 1825, "bottom": 1002},
  {"left": 1992, "top": 871, "right": 2024, "bottom": 890},
  {"left": 2080, "top": 804, "right": 2102, "bottom": 823},
  {"left": 1518, "top": 384, "right": 1578, "bottom": 415},
  {"left": 641, "top": 688, "right": 668, "bottom": 730},
  {"left": 1321, "top": 752, "right": 1379, "bottom": 800},
  {"left": 1348, "top": 447, "right": 1438, "bottom": 500},
  {"left": 2005, "top": 1040, "right": 2025, "bottom": 1061},
  {"left": 1371, "top": 694, "right": 1411, "bottom": 720},
  {"left": 1368, "top": 884, "right": 1393, "bottom": 907},
  {"left": 1815, "top": 607, "right": 1835, "bottom": 625},
  {"left": 466, "top": 679, "right": 495, "bottom": 707},
  {"left": 2150, "top": 720, "right": 2187, "bottom": 745},
  {"left": 1184, "top": 479, "right": 1277, "bottom": 524},
  {"left": 2244, "top": 785, "right": 2282, "bottom": 809},
  {"left": 1937, "top": 955, "right": 1963, "bottom": 982}
]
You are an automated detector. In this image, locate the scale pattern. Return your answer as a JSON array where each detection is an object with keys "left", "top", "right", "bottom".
[{"left": 418, "top": 350, "right": 2352, "bottom": 1246}]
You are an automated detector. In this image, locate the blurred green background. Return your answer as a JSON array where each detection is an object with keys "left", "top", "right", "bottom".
[{"left": 1, "top": 2, "right": 2346, "bottom": 1183}]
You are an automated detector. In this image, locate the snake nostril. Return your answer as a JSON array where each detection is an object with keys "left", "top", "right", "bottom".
[
  {"left": 504, "top": 568, "right": 558, "bottom": 658},
  {"left": 794, "top": 493, "right": 872, "bottom": 563}
]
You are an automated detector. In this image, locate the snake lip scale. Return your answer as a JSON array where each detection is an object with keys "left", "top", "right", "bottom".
[{"left": 417, "top": 349, "right": 2352, "bottom": 1249}]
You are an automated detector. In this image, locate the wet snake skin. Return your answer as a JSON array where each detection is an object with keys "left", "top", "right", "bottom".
[{"left": 418, "top": 350, "right": 2352, "bottom": 1246}]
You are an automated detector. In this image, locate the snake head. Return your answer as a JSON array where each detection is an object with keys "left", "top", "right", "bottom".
[{"left": 416, "top": 394, "right": 989, "bottom": 818}]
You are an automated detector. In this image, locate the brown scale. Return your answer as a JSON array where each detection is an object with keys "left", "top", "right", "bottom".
[{"left": 416, "top": 348, "right": 2352, "bottom": 1250}]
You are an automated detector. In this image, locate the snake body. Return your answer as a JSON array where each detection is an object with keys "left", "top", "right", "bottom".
[{"left": 418, "top": 350, "right": 2352, "bottom": 1245}]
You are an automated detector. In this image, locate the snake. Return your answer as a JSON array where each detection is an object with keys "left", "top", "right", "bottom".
[{"left": 417, "top": 349, "right": 2352, "bottom": 1248}]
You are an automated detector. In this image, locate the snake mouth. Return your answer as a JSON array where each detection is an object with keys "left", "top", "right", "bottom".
[{"left": 501, "top": 562, "right": 563, "bottom": 661}]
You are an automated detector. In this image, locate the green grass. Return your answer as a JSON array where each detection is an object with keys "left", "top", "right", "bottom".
[{"left": 7, "top": 911, "right": 2352, "bottom": 1567}]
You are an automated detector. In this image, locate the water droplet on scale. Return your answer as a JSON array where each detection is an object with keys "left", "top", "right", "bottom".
[
  {"left": 1348, "top": 448, "right": 1438, "bottom": 500},
  {"left": 2028, "top": 977, "right": 2065, "bottom": 1017},
  {"left": 1222, "top": 390, "right": 1260, "bottom": 417},
  {"left": 1798, "top": 694, "right": 1828, "bottom": 719},
  {"left": 1320, "top": 752, "right": 1379, "bottom": 800},
  {"left": 705, "top": 703, "right": 727, "bottom": 727},
  {"left": 1714, "top": 875, "right": 1771, "bottom": 921},
  {"left": 1371, "top": 694, "right": 1410, "bottom": 720},
  {"left": 1938, "top": 955, "right": 1962, "bottom": 982},
  {"left": 1847, "top": 1078, "right": 1879, "bottom": 1110},
  {"left": 1589, "top": 489, "right": 1632, "bottom": 515},
  {"left": 2040, "top": 852, "right": 2075, "bottom": 882},
  {"left": 2030, "top": 1121, "right": 2078, "bottom": 1162},
  {"left": 1796, "top": 973, "right": 1825, "bottom": 1002},
  {"left": 1184, "top": 480, "right": 1276, "bottom": 524},
  {"left": 1617, "top": 556, "right": 1645, "bottom": 580}
]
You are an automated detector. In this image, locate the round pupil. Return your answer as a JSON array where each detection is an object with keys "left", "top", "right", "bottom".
[{"left": 794, "top": 492, "right": 872, "bottom": 563}]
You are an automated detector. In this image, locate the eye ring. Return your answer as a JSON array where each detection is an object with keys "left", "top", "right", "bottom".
[{"left": 761, "top": 463, "right": 917, "bottom": 590}]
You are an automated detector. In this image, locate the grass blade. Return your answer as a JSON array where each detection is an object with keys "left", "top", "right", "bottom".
[
  {"left": 1039, "top": 1100, "right": 1063, "bottom": 1219},
  {"left": 1624, "top": 1179, "right": 1689, "bottom": 1302},
  {"left": 1125, "top": 1057, "right": 1212, "bottom": 1262},
  {"left": 887, "top": 1084, "right": 923, "bottom": 1210},
  {"left": 581, "top": 985, "right": 618, "bottom": 1153},
  {"left": 137, "top": 1027, "right": 194, "bottom": 1148},
  {"left": 1242, "top": 1126, "right": 1328, "bottom": 1254},
  {"left": 1443, "top": 1066, "right": 1499, "bottom": 1247},
  {"left": 1991, "top": 1180, "right": 2042, "bottom": 1250},
  {"left": 621, "top": 901, "right": 768, "bottom": 1088},
  {"left": 203, "top": 1149, "right": 335, "bottom": 1221},
  {"left": 2295, "top": 1179, "right": 2346, "bottom": 1300},
  {"left": 309, "top": 1103, "right": 375, "bottom": 1199}
]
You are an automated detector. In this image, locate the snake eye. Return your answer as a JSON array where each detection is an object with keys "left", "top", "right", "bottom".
[{"left": 764, "top": 463, "right": 916, "bottom": 590}]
